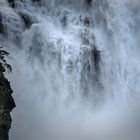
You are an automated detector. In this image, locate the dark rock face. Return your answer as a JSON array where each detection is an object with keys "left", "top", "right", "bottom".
[
  {"left": 0, "top": 63, "right": 15, "bottom": 140},
  {"left": 0, "top": 14, "right": 4, "bottom": 34},
  {"left": 84, "top": 17, "right": 90, "bottom": 26},
  {"left": 32, "top": 0, "right": 41, "bottom": 3},
  {"left": 85, "top": 0, "right": 92, "bottom": 6},
  {"left": 18, "top": 11, "right": 38, "bottom": 30},
  {"left": 21, "top": 15, "right": 33, "bottom": 29},
  {"left": 92, "top": 47, "right": 100, "bottom": 74},
  {"left": 8, "top": 0, "right": 15, "bottom": 8}
]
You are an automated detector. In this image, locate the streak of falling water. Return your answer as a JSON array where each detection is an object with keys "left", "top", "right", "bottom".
[{"left": 0, "top": 0, "right": 140, "bottom": 140}]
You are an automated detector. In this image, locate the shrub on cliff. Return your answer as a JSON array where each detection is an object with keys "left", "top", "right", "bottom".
[{"left": 0, "top": 47, "right": 12, "bottom": 73}]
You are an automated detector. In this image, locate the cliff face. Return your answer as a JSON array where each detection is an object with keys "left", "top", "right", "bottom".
[{"left": 0, "top": 63, "right": 15, "bottom": 140}]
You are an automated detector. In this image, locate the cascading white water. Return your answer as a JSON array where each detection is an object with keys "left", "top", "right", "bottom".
[{"left": 0, "top": 0, "right": 140, "bottom": 140}]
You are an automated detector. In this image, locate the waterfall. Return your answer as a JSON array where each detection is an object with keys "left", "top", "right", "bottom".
[{"left": 0, "top": 0, "right": 140, "bottom": 140}]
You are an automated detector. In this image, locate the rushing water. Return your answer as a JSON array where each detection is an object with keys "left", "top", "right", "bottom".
[{"left": 0, "top": 0, "right": 140, "bottom": 140}]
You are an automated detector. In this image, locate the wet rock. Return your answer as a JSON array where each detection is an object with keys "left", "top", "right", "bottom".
[
  {"left": 21, "top": 15, "right": 33, "bottom": 29},
  {"left": 0, "top": 17, "right": 4, "bottom": 34},
  {"left": 18, "top": 11, "right": 38, "bottom": 29},
  {"left": 60, "top": 11, "right": 69, "bottom": 27},
  {"left": 32, "top": 0, "right": 42, "bottom": 6},
  {"left": 8, "top": 0, "right": 15, "bottom": 8},
  {"left": 32, "top": 0, "right": 41, "bottom": 3},
  {"left": 61, "top": 15, "right": 68, "bottom": 26},
  {"left": 92, "top": 47, "right": 100, "bottom": 74},
  {"left": 0, "top": 54, "right": 15, "bottom": 140},
  {"left": 0, "top": 63, "right": 5, "bottom": 73},
  {"left": 86, "top": 0, "right": 92, "bottom": 6},
  {"left": 84, "top": 17, "right": 90, "bottom": 26}
]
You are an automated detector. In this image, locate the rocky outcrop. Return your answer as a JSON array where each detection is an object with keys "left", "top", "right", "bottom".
[
  {"left": 0, "top": 61, "right": 15, "bottom": 140},
  {"left": 8, "top": 0, "right": 15, "bottom": 8}
]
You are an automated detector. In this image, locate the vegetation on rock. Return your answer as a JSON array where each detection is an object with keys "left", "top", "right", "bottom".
[
  {"left": 0, "top": 47, "right": 12, "bottom": 72},
  {"left": 0, "top": 46, "right": 15, "bottom": 140}
]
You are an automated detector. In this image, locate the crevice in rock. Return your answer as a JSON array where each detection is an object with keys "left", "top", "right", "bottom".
[{"left": 92, "top": 46, "right": 100, "bottom": 75}]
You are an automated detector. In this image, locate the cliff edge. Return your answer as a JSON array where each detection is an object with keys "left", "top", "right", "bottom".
[{"left": 0, "top": 50, "right": 15, "bottom": 140}]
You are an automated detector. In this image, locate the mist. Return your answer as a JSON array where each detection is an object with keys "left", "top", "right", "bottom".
[{"left": 0, "top": 0, "right": 140, "bottom": 140}]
